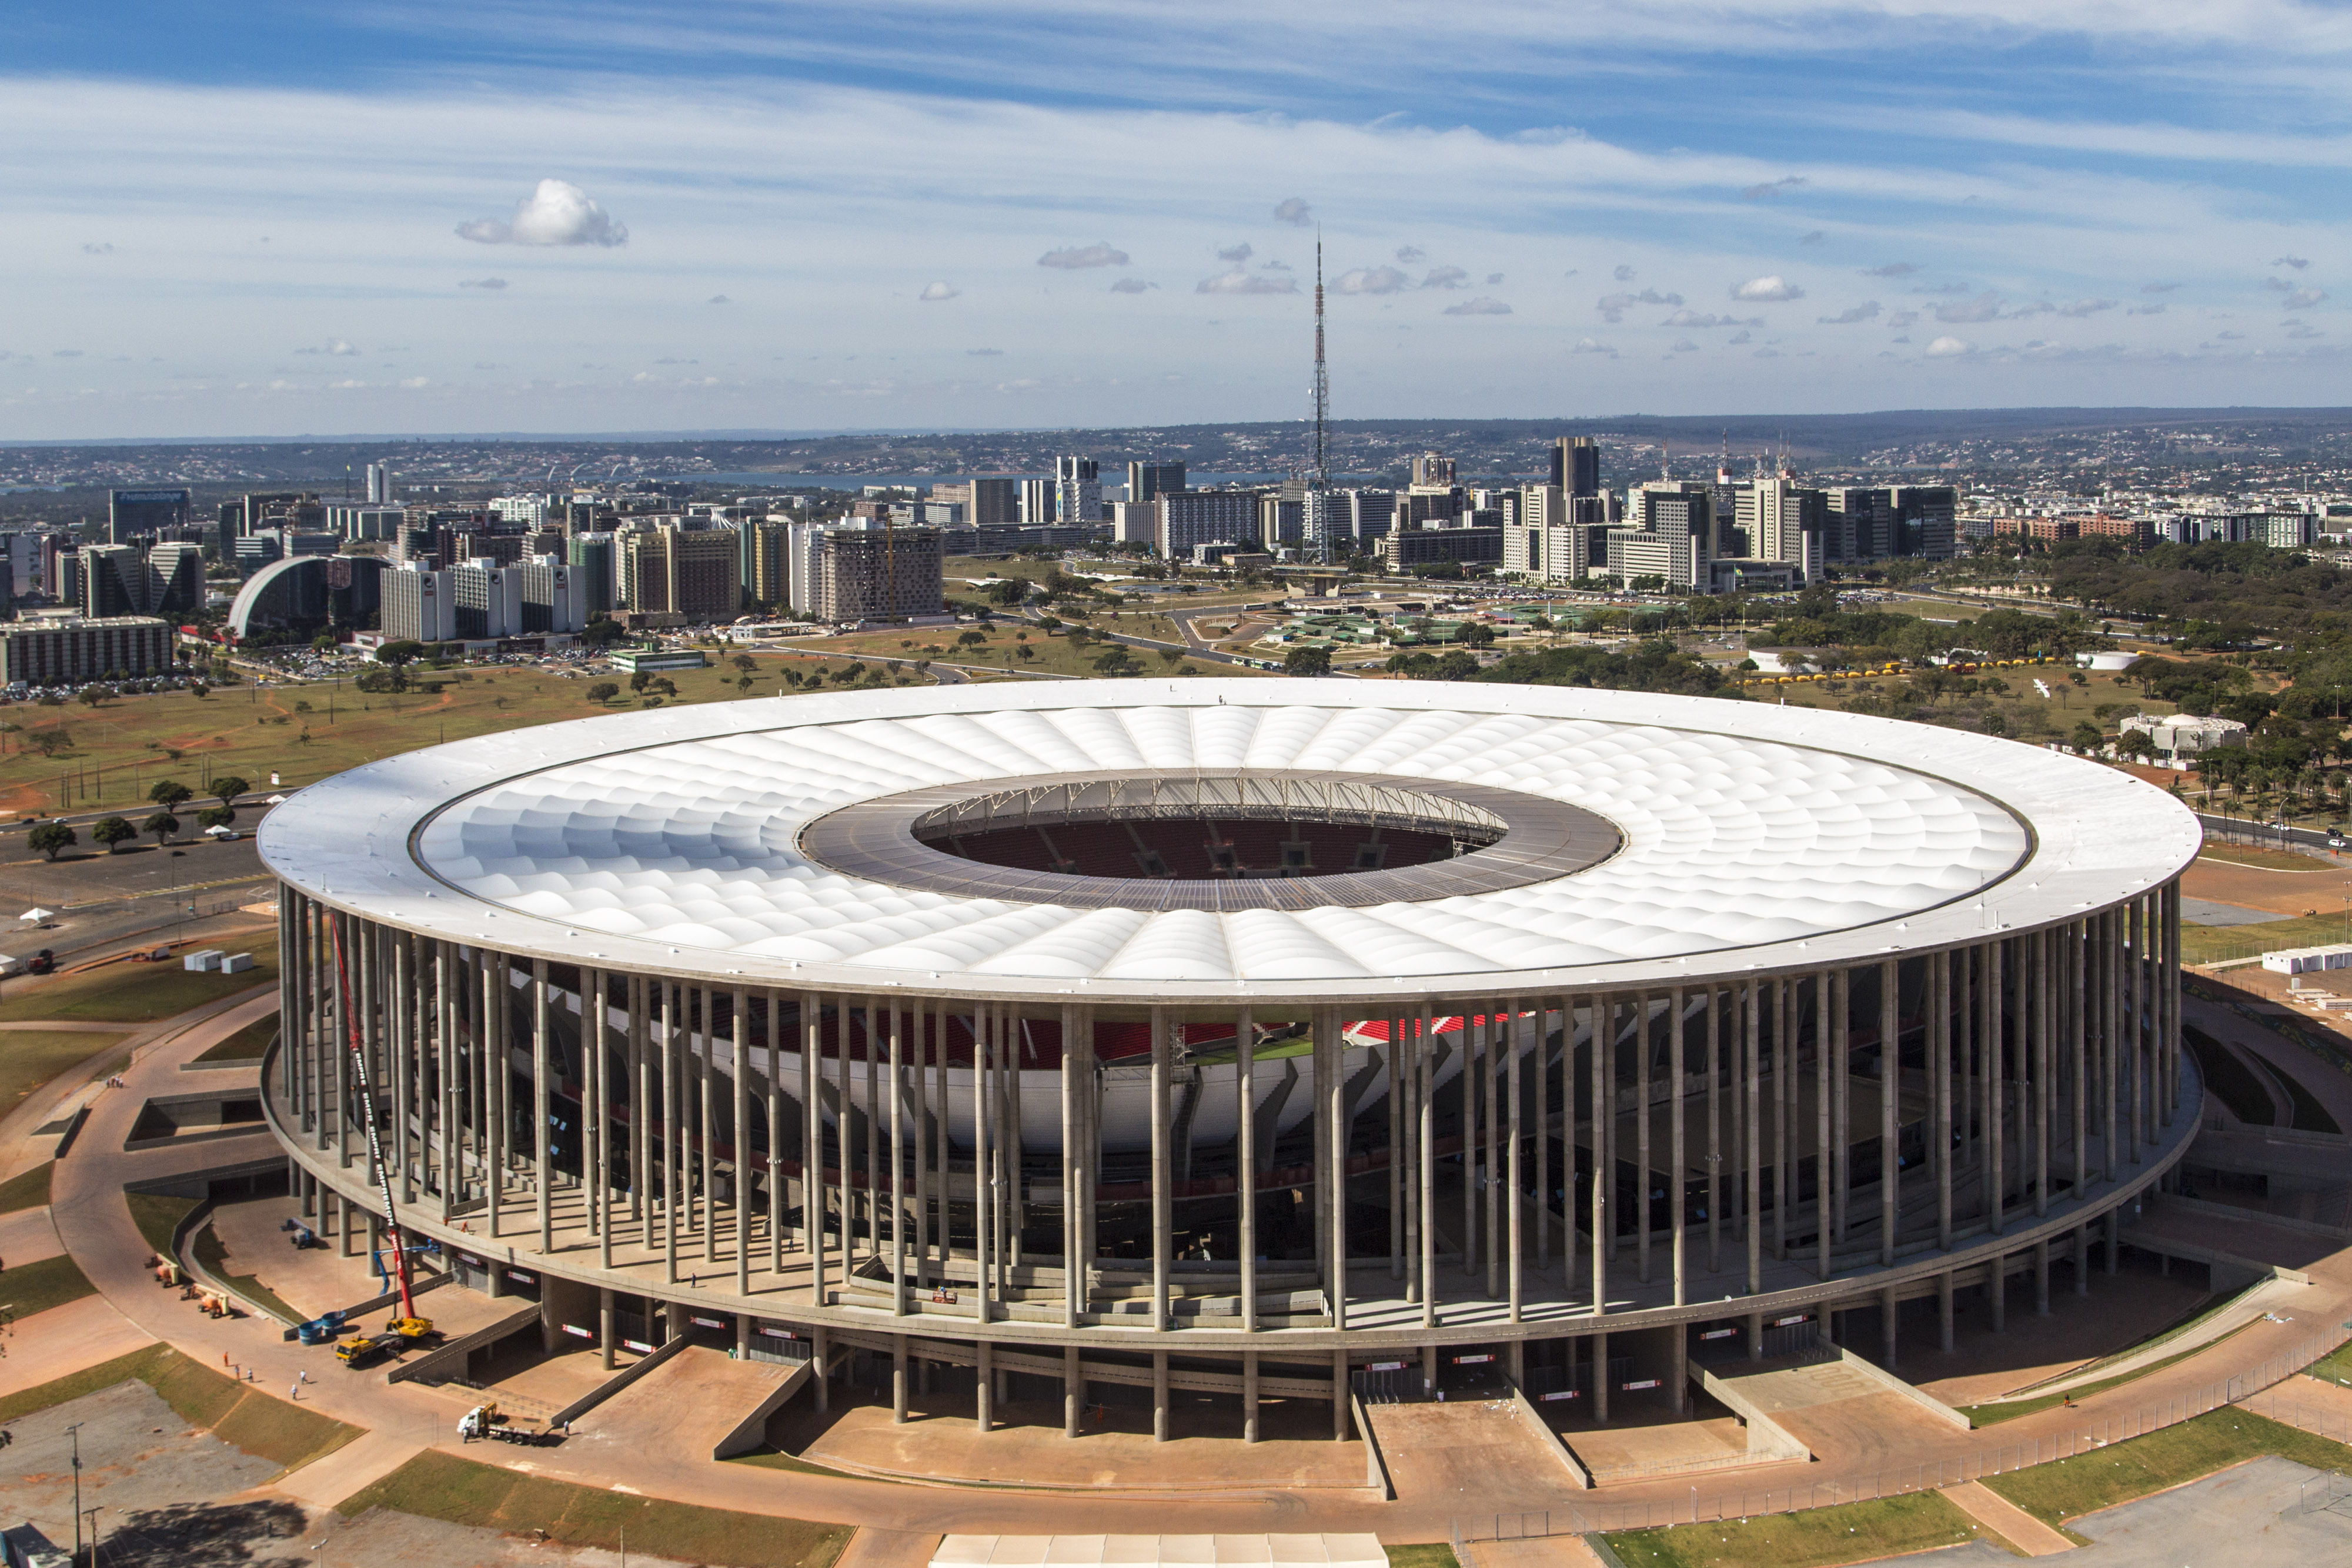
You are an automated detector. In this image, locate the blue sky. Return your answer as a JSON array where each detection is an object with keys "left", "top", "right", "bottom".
[{"left": 5, "top": 1, "right": 2348, "bottom": 439}]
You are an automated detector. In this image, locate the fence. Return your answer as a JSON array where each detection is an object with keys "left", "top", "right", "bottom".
[{"left": 1445, "top": 1316, "right": 2352, "bottom": 1541}]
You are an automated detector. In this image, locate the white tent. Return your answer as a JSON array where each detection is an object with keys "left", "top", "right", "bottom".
[{"left": 18, "top": 908, "right": 54, "bottom": 923}]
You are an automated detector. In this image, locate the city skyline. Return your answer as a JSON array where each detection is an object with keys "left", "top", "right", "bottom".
[{"left": 5, "top": 2, "right": 2347, "bottom": 439}]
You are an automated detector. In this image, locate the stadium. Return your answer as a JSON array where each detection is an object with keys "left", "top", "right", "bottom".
[{"left": 257, "top": 678, "right": 2199, "bottom": 1457}]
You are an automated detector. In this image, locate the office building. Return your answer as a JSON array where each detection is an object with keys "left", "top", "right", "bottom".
[
  {"left": 1156, "top": 492, "right": 1260, "bottom": 560},
  {"left": 327, "top": 506, "right": 405, "bottom": 542},
  {"left": 1890, "top": 486, "right": 1960, "bottom": 558},
  {"left": 0, "top": 615, "right": 173, "bottom": 685},
  {"left": 520, "top": 559, "right": 586, "bottom": 634},
  {"left": 1018, "top": 478, "right": 1054, "bottom": 526},
  {"left": 1738, "top": 477, "right": 1827, "bottom": 583},
  {"left": 1826, "top": 488, "right": 1893, "bottom": 562},
  {"left": 1409, "top": 453, "right": 1456, "bottom": 491},
  {"left": 740, "top": 519, "right": 787, "bottom": 609},
  {"left": 365, "top": 462, "right": 396, "bottom": 504},
  {"left": 490, "top": 494, "right": 552, "bottom": 527},
  {"left": 623, "top": 524, "right": 742, "bottom": 621},
  {"left": 568, "top": 534, "right": 617, "bottom": 615},
  {"left": 1381, "top": 527, "right": 1503, "bottom": 571},
  {"left": 1258, "top": 495, "right": 1304, "bottom": 552},
  {"left": 1055, "top": 456, "right": 1102, "bottom": 526},
  {"left": 1109, "top": 502, "right": 1159, "bottom": 549},
  {"left": 1343, "top": 490, "right": 1396, "bottom": 547},
  {"left": 810, "top": 526, "right": 946, "bottom": 623},
  {"left": 382, "top": 564, "right": 457, "bottom": 643},
  {"left": 1128, "top": 462, "right": 1187, "bottom": 505},
  {"left": 933, "top": 479, "right": 1021, "bottom": 527},
  {"left": 79, "top": 540, "right": 202, "bottom": 620},
  {"left": 1551, "top": 436, "right": 1600, "bottom": 497},
  {"left": 108, "top": 488, "right": 190, "bottom": 544},
  {"left": 1507, "top": 484, "right": 1589, "bottom": 583}
]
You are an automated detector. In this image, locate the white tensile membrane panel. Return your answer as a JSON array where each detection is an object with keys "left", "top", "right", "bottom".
[{"left": 411, "top": 700, "right": 2028, "bottom": 984}]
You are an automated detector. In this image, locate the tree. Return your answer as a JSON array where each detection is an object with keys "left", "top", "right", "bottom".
[
  {"left": 31, "top": 726, "right": 72, "bottom": 758},
  {"left": 28, "top": 822, "right": 75, "bottom": 860},
  {"left": 149, "top": 778, "right": 193, "bottom": 808},
  {"left": 210, "top": 775, "right": 250, "bottom": 808},
  {"left": 78, "top": 686, "right": 108, "bottom": 708},
  {"left": 2070, "top": 719, "right": 2104, "bottom": 754},
  {"left": 580, "top": 615, "right": 626, "bottom": 649},
  {"left": 1459, "top": 622, "right": 1496, "bottom": 648},
  {"left": 987, "top": 578, "right": 1029, "bottom": 607},
  {"left": 376, "top": 640, "right": 427, "bottom": 667},
  {"left": 629, "top": 670, "right": 653, "bottom": 694},
  {"left": 731, "top": 654, "right": 757, "bottom": 674},
  {"left": 586, "top": 681, "right": 620, "bottom": 703},
  {"left": 1015, "top": 643, "right": 1035, "bottom": 661},
  {"left": 736, "top": 674, "right": 754, "bottom": 694},
  {"left": 1157, "top": 647, "right": 1185, "bottom": 667},
  {"left": 91, "top": 815, "right": 136, "bottom": 853},
  {"left": 354, "top": 666, "right": 403, "bottom": 694},
  {"left": 197, "top": 805, "right": 235, "bottom": 831},
  {"left": 1284, "top": 645, "right": 1333, "bottom": 677}
]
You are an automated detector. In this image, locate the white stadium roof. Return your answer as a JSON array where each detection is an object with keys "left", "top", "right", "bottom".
[{"left": 257, "top": 680, "right": 2199, "bottom": 1005}]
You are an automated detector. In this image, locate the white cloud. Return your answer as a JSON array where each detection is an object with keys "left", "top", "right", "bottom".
[
  {"left": 1442, "top": 296, "right": 1512, "bottom": 315},
  {"left": 1663, "top": 309, "right": 1759, "bottom": 328},
  {"left": 2057, "top": 297, "right": 2116, "bottom": 316},
  {"left": 295, "top": 338, "right": 361, "bottom": 356},
  {"left": 1395, "top": 245, "right": 1425, "bottom": 263},
  {"left": 1196, "top": 268, "right": 1295, "bottom": 295},
  {"left": 459, "top": 276, "right": 508, "bottom": 290},
  {"left": 1670, "top": 339, "right": 1699, "bottom": 352},
  {"left": 399, "top": 376, "right": 430, "bottom": 387},
  {"left": 1887, "top": 309, "right": 1920, "bottom": 327},
  {"left": 1104, "top": 277, "right": 1150, "bottom": 293},
  {"left": 1818, "top": 302, "right": 1881, "bottom": 324},
  {"left": 1864, "top": 262, "right": 1917, "bottom": 276},
  {"left": 1740, "top": 176, "right": 1808, "bottom": 200},
  {"left": 966, "top": 347, "right": 1003, "bottom": 356},
  {"left": 2274, "top": 255, "right": 2311, "bottom": 269},
  {"left": 1925, "top": 335, "right": 1973, "bottom": 356},
  {"left": 918, "top": 280, "right": 959, "bottom": 300},
  {"left": 2281, "top": 286, "right": 2328, "bottom": 309},
  {"left": 1038, "top": 242, "right": 1130, "bottom": 269},
  {"left": 456, "top": 178, "right": 627, "bottom": 246},
  {"left": 1218, "top": 242, "right": 1253, "bottom": 263},
  {"left": 1728, "top": 330, "right": 1752, "bottom": 345},
  {"left": 2142, "top": 281, "right": 2179, "bottom": 293},
  {"left": 1571, "top": 337, "right": 1612, "bottom": 355},
  {"left": 2129, "top": 302, "right": 2167, "bottom": 315},
  {"left": 1612, "top": 265, "right": 1636, "bottom": 282},
  {"left": 1485, "top": 272, "right": 1504, "bottom": 284},
  {"left": 1272, "top": 196, "right": 1312, "bottom": 225},
  {"left": 1935, "top": 291, "right": 2003, "bottom": 323},
  {"left": 1732, "top": 275, "right": 1803, "bottom": 301},
  {"left": 1335, "top": 266, "right": 1409, "bottom": 295},
  {"left": 2284, "top": 321, "right": 2324, "bottom": 339},
  {"left": 1420, "top": 266, "right": 1469, "bottom": 289}
]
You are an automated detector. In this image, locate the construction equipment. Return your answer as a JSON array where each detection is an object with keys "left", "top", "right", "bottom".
[
  {"left": 329, "top": 919, "right": 432, "bottom": 1346},
  {"left": 295, "top": 1312, "right": 348, "bottom": 1346}
]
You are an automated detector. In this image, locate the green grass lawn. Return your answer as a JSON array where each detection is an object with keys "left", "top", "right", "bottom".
[
  {"left": 1957, "top": 1325, "right": 2254, "bottom": 1426},
  {"left": 1980, "top": 1407, "right": 2352, "bottom": 1526},
  {"left": 2180, "top": 912, "right": 2352, "bottom": 967},
  {"left": 1604, "top": 1492, "right": 1997, "bottom": 1568},
  {"left": 0, "top": 1159, "right": 51, "bottom": 1213},
  {"left": 126, "top": 1190, "right": 198, "bottom": 1256},
  {"left": 0, "top": 1027, "right": 132, "bottom": 1113},
  {"left": 193, "top": 1011, "right": 278, "bottom": 1064},
  {"left": 339, "top": 1451, "right": 852, "bottom": 1568},
  {"left": 0, "top": 1251, "right": 96, "bottom": 1318},
  {"left": 0, "top": 932, "right": 278, "bottom": 1024},
  {"left": 2308, "top": 1341, "right": 2352, "bottom": 1389},
  {"left": 1381, "top": 1547, "right": 1458, "bottom": 1568}
]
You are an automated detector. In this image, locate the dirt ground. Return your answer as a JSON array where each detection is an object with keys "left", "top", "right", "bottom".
[{"left": 2183, "top": 853, "right": 2352, "bottom": 918}]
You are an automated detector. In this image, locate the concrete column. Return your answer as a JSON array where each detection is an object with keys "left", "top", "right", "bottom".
[
  {"left": 1238, "top": 1005, "right": 1258, "bottom": 1331},
  {"left": 2074, "top": 1223, "right": 2090, "bottom": 1296},
  {"left": 1987, "top": 941, "right": 2006, "bottom": 1234},
  {"left": 662, "top": 982, "right": 679, "bottom": 1282},
  {"left": 1418, "top": 1001, "right": 1437, "bottom": 1329},
  {"left": 736, "top": 1312, "right": 750, "bottom": 1360},
  {"left": 1150, "top": 1009, "right": 1171, "bottom": 1332},
  {"left": 1880, "top": 1284, "right": 1898, "bottom": 1369},
  {"left": 1938, "top": 1272, "right": 1955, "bottom": 1353},
  {"left": 888, "top": 999, "right": 906, "bottom": 1316},
  {"left": 1592, "top": 994, "right": 1610, "bottom": 1314},
  {"left": 533, "top": 960, "right": 552, "bottom": 1252},
  {"left": 1422, "top": 1342, "right": 1438, "bottom": 1398},
  {"left": 804, "top": 992, "right": 824, "bottom": 1305},
  {"left": 977, "top": 1340, "right": 993, "bottom": 1433},
  {"left": 1153, "top": 1351, "right": 1170, "bottom": 1443},
  {"left": 734, "top": 985, "right": 751, "bottom": 1296},
  {"left": 1060, "top": 1004, "right": 1081, "bottom": 1330},
  {"left": 1935, "top": 950, "right": 1952, "bottom": 1251},
  {"left": 1065, "top": 1345, "right": 1081, "bottom": 1438},
  {"left": 1772, "top": 978, "right": 1788, "bottom": 1262},
  {"left": 1706, "top": 988, "right": 1721, "bottom": 1274},
  {"left": 1637, "top": 991, "right": 1652, "bottom": 1285},
  {"left": 1671, "top": 1322, "right": 1689, "bottom": 1415},
  {"left": 1389, "top": 1023, "right": 1404, "bottom": 1283},
  {"left": 1746, "top": 978, "right": 1764, "bottom": 1293},
  {"left": 1244, "top": 1351, "right": 1261, "bottom": 1443},
  {"left": 892, "top": 1334, "right": 908, "bottom": 1423},
  {"left": 2034, "top": 1238, "right": 2051, "bottom": 1315},
  {"left": 1746, "top": 1310, "right": 1763, "bottom": 1362},
  {"left": 599, "top": 1288, "right": 615, "bottom": 1370},
  {"left": 1508, "top": 1001, "right": 1524, "bottom": 1322},
  {"left": 1323, "top": 1006, "right": 1348, "bottom": 1332},
  {"left": 1672, "top": 986, "right": 1689, "bottom": 1306},
  {"left": 1879, "top": 959, "right": 1898, "bottom": 1266},
  {"left": 1990, "top": 1254, "right": 2007, "bottom": 1333},
  {"left": 814, "top": 1326, "right": 830, "bottom": 1414},
  {"left": 1593, "top": 1330, "right": 1611, "bottom": 1424},
  {"left": 2036, "top": 929, "right": 2053, "bottom": 1218},
  {"left": 1331, "top": 1348, "right": 1349, "bottom": 1442}
]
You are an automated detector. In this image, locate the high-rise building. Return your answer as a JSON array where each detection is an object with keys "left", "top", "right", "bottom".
[
  {"left": 1409, "top": 453, "right": 1457, "bottom": 491},
  {"left": 1128, "top": 462, "right": 1186, "bottom": 504},
  {"left": 1343, "top": 489, "right": 1397, "bottom": 547},
  {"left": 811, "top": 526, "right": 946, "bottom": 623},
  {"left": 518, "top": 559, "right": 586, "bottom": 633},
  {"left": 77, "top": 540, "right": 202, "bottom": 620},
  {"left": 1054, "top": 456, "right": 1102, "bottom": 525},
  {"left": 739, "top": 519, "right": 787, "bottom": 609},
  {"left": 382, "top": 564, "right": 456, "bottom": 643},
  {"left": 108, "top": 488, "right": 190, "bottom": 544},
  {"left": 1258, "top": 495, "right": 1303, "bottom": 551},
  {"left": 933, "top": 479, "right": 1021, "bottom": 526},
  {"left": 1825, "top": 488, "right": 1893, "bottom": 562},
  {"left": 1611, "top": 483, "right": 1716, "bottom": 589},
  {"left": 1509, "top": 484, "right": 1589, "bottom": 583},
  {"left": 1738, "top": 476, "right": 1828, "bottom": 582},
  {"left": 623, "top": 524, "right": 741, "bottom": 621},
  {"left": 0, "top": 616, "right": 173, "bottom": 686},
  {"left": 365, "top": 462, "right": 396, "bottom": 504},
  {"left": 1017, "top": 478, "right": 1054, "bottom": 526},
  {"left": 1551, "top": 436, "right": 1600, "bottom": 497},
  {"left": 1155, "top": 492, "right": 1260, "bottom": 560},
  {"left": 567, "top": 534, "right": 617, "bottom": 614},
  {"left": 1890, "top": 486, "right": 1959, "bottom": 558}
]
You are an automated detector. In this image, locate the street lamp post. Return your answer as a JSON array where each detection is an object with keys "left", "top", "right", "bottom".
[{"left": 66, "top": 1421, "right": 82, "bottom": 1563}]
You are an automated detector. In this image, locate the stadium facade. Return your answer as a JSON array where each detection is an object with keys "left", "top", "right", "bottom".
[{"left": 258, "top": 681, "right": 2200, "bottom": 1443}]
